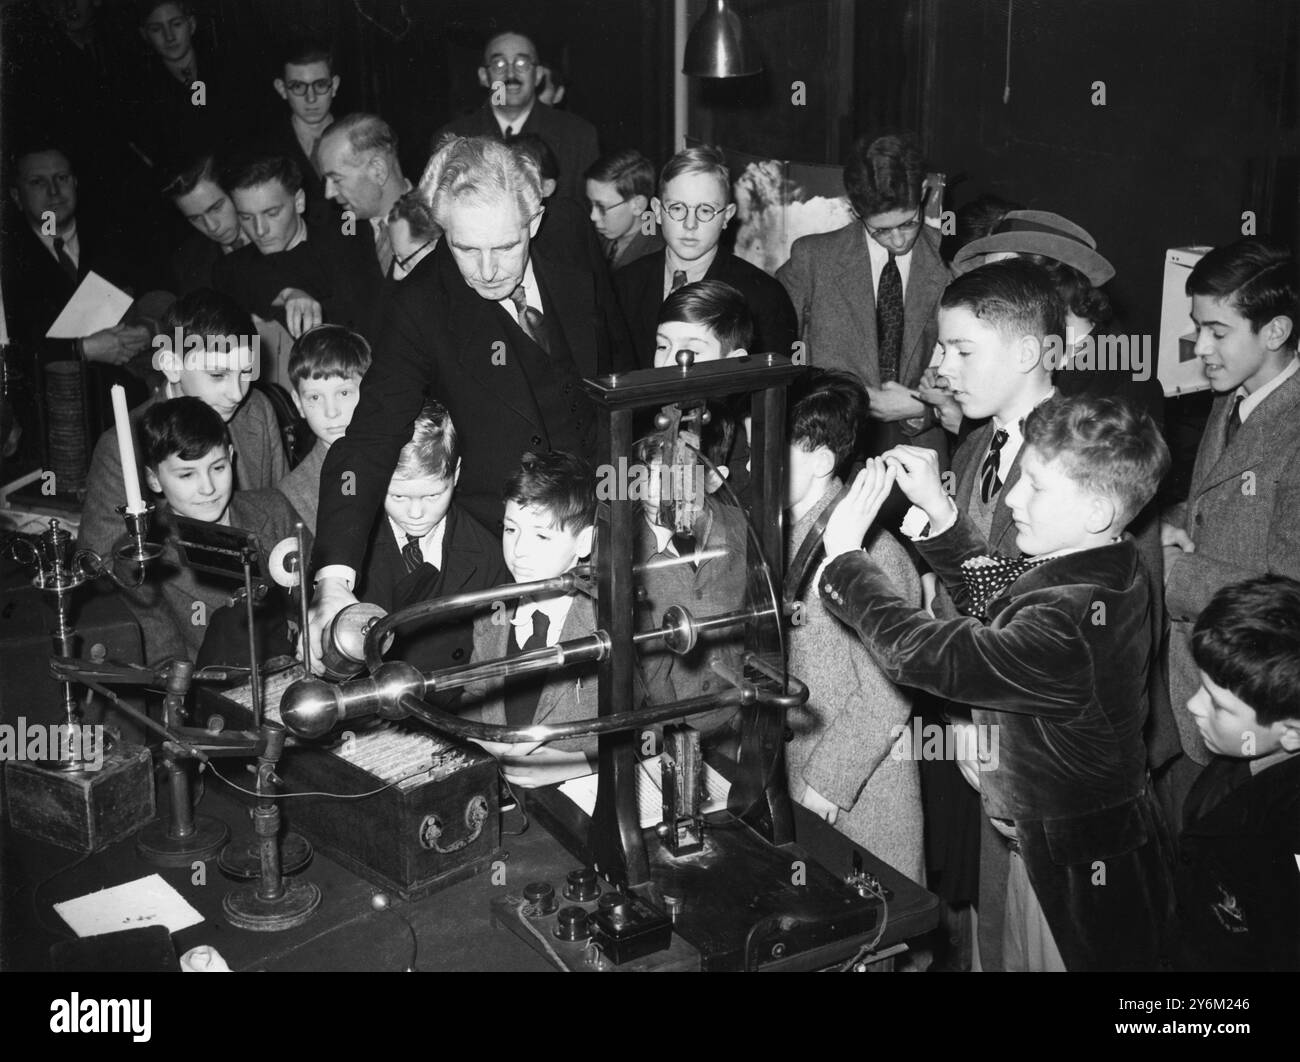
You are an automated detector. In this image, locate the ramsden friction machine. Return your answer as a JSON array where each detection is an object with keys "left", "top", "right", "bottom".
[{"left": 277, "top": 353, "right": 888, "bottom": 971}]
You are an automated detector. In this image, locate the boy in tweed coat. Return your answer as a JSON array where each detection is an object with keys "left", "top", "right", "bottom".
[
  {"left": 1161, "top": 239, "right": 1300, "bottom": 818},
  {"left": 784, "top": 372, "right": 924, "bottom": 882}
]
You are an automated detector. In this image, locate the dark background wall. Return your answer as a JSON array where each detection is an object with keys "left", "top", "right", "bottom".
[{"left": 3, "top": 0, "right": 1295, "bottom": 339}]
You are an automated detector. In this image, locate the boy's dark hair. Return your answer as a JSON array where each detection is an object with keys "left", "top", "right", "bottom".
[
  {"left": 584, "top": 149, "right": 655, "bottom": 202},
  {"left": 388, "top": 191, "right": 441, "bottom": 243},
  {"left": 503, "top": 450, "right": 596, "bottom": 532},
  {"left": 789, "top": 370, "right": 869, "bottom": 474},
  {"left": 393, "top": 399, "right": 459, "bottom": 481},
  {"left": 225, "top": 154, "right": 302, "bottom": 197},
  {"left": 843, "top": 132, "right": 925, "bottom": 219},
  {"left": 1023, "top": 393, "right": 1170, "bottom": 528},
  {"left": 940, "top": 258, "right": 1067, "bottom": 346},
  {"left": 658, "top": 279, "right": 753, "bottom": 356},
  {"left": 1192, "top": 575, "right": 1300, "bottom": 726},
  {"left": 160, "top": 287, "right": 255, "bottom": 345},
  {"left": 658, "top": 145, "right": 731, "bottom": 202},
  {"left": 281, "top": 35, "right": 334, "bottom": 74},
  {"left": 1186, "top": 238, "right": 1299, "bottom": 352},
  {"left": 287, "top": 325, "right": 371, "bottom": 387},
  {"left": 137, "top": 1, "right": 191, "bottom": 25},
  {"left": 508, "top": 132, "right": 559, "bottom": 183},
  {"left": 161, "top": 152, "right": 219, "bottom": 200},
  {"left": 141, "top": 397, "right": 230, "bottom": 469}
]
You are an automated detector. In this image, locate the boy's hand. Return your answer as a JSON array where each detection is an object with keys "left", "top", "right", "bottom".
[
  {"left": 473, "top": 738, "right": 542, "bottom": 759},
  {"left": 1160, "top": 521, "right": 1194, "bottom": 552},
  {"left": 273, "top": 288, "right": 323, "bottom": 338},
  {"left": 866, "top": 381, "right": 927, "bottom": 421},
  {"left": 1160, "top": 521, "right": 1195, "bottom": 584},
  {"left": 303, "top": 577, "right": 359, "bottom": 673},
  {"left": 798, "top": 784, "right": 840, "bottom": 824},
  {"left": 917, "top": 369, "right": 963, "bottom": 434},
  {"left": 881, "top": 445, "right": 950, "bottom": 521},
  {"left": 498, "top": 745, "right": 592, "bottom": 789},
  {"left": 822, "top": 459, "right": 897, "bottom": 560}
]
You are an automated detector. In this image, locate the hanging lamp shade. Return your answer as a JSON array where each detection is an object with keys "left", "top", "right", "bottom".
[{"left": 682, "top": 0, "right": 762, "bottom": 78}]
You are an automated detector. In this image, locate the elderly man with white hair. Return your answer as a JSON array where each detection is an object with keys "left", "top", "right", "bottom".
[{"left": 307, "top": 135, "right": 633, "bottom": 655}]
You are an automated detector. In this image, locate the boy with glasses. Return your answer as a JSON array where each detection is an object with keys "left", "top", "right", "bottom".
[
  {"left": 436, "top": 30, "right": 599, "bottom": 202},
  {"left": 779, "top": 131, "right": 951, "bottom": 470},
  {"left": 613, "top": 145, "right": 797, "bottom": 369},
  {"left": 584, "top": 149, "right": 663, "bottom": 270},
  {"left": 257, "top": 38, "right": 341, "bottom": 213}
]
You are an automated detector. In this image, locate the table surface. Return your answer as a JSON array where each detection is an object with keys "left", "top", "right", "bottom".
[{"left": 2, "top": 761, "right": 939, "bottom": 973}]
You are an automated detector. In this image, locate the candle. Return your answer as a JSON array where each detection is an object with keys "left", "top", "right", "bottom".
[{"left": 111, "top": 385, "right": 146, "bottom": 514}]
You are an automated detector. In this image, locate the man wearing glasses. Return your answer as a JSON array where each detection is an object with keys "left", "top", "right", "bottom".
[
  {"left": 258, "top": 39, "right": 342, "bottom": 215},
  {"left": 307, "top": 135, "right": 634, "bottom": 656},
  {"left": 613, "top": 146, "right": 796, "bottom": 369},
  {"left": 778, "top": 131, "right": 951, "bottom": 466},
  {"left": 436, "top": 30, "right": 599, "bottom": 201}
]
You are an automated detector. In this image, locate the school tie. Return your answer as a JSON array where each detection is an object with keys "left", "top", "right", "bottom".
[
  {"left": 961, "top": 554, "right": 1048, "bottom": 619},
  {"left": 401, "top": 533, "right": 424, "bottom": 574},
  {"left": 979, "top": 428, "right": 1009, "bottom": 505},
  {"left": 1223, "top": 393, "right": 1245, "bottom": 450},
  {"left": 510, "top": 284, "right": 551, "bottom": 355},
  {"left": 877, "top": 253, "right": 904, "bottom": 384},
  {"left": 503, "top": 126, "right": 516, "bottom": 140},
  {"left": 670, "top": 531, "right": 697, "bottom": 572},
  {"left": 671, "top": 269, "right": 688, "bottom": 292},
  {"left": 52, "top": 236, "right": 78, "bottom": 286},
  {"left": 519, "top": 608, "right": 550, "bottom": 652}
]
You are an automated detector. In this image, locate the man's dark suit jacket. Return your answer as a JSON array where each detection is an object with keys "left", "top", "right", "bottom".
[
  {"left": 821, "top": 516, "right": 1175, "bottom": 971},
  {"left": 0, "top": 214, "right": 150, "bottom": 442},
  {"left": 169, "top": 231, "right": 228, "bottom": 296},
  {"left": 254, "top": 115, "right": 335, "bottom": 214},
  {"left": 436, "top": 102, "right": 599, "bottom": 201},
  {"left": 315, "top": 240, "right": 635, "bottom": 572},
  {"left": 533, "top": 194, "right": 607, "bottom": 277},
  {"left": 613, "top": 247, "right": 798, "bottom": 368},
  {"left": 354, "top": 503, "right": 510, "bottom": 695}
]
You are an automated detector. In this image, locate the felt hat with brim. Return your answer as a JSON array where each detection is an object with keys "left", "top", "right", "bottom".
[{"left": 952, "top": 209, "right": 1115, "bottom": 286}]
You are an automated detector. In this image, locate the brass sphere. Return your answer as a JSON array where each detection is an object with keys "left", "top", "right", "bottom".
[{"left": 279, "top": 677, "right": 341, "bottom": 739}]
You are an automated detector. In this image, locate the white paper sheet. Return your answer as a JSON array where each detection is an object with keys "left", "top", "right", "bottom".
[
  {"left": 54, "top": 873, "right": 204, "bottom": 937},
  {"left": 557, "top": 754, "right": 730, "bottom": 829},
  {"left": 45, "top": 271, "right": 133, "bottom": 339}
]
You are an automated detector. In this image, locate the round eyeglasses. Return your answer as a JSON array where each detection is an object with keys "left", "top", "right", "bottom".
[
  {"left": 661, "top": 201, "right": 724, "bottom": 224},
  {"left": 487, "top": 57, "right": 537, "bottom": 76}
]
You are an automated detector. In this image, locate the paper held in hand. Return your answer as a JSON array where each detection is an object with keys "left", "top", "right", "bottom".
[{"left": 45, "top": 270, "right": 133, "bottom": 339}]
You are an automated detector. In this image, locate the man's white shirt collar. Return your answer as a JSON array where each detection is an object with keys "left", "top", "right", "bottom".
[
  {"left": 497, "top": 258, "right": 541, "bottom": 323},
  {"left": 493, "top": 101, "right": 535, "bottom": 136}
]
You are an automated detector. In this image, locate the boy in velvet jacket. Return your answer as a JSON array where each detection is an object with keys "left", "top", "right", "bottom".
[{"left": 819, "top": 392, "right": 1176, "bottom": 971}]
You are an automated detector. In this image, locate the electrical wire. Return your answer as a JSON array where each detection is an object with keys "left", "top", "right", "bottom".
[
  {"left": 836, "top": 880, "right": 891, "bottom": 971},
  {"left": 206, "top": 762, "right": 435, "bottom": 801},
  {"left": 513, "top": 898, "right": 571, "bottom": 972}
]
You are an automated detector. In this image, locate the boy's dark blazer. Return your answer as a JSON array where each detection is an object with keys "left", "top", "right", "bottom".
[
  {"left": 1166, "top": 370, "right": 1300, "bottom": 765},
  {"left": 354, "top": 502, "right": 511, "bottom": 677},
  {"left": 1175, "top": 753, "right": 1300, "bottom": 971},
  {"left": 436, "top": 102, "right": 600, "bottom": 202},
  {"left": 459, "top": 593, "right": 600, "bottom": 755},
  {"left": 613, "top": 246, "right": 798, "bottom": 369},
  {"left": 777, "top": 222, "right": 950, "bottom": 461},
  {"left": 316, "top": 241, "right": 635, "bottom": 566},
  {"left": 821, "top": 513, "right": 1175, "bottom": 971}
]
